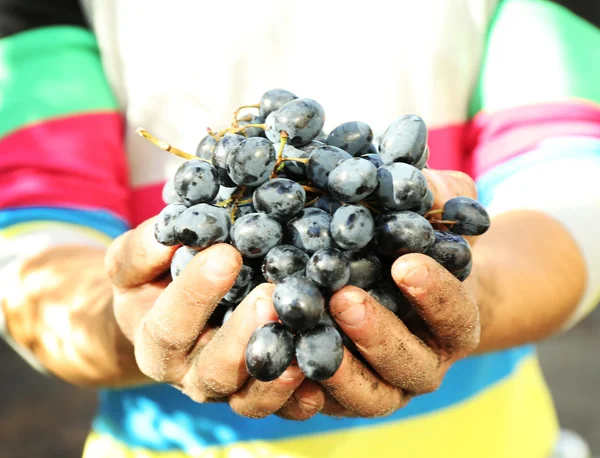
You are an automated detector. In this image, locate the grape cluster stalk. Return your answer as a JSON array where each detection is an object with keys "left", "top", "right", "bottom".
[{"left": 147, "top": 89, "right": 491, "bottom": 382}]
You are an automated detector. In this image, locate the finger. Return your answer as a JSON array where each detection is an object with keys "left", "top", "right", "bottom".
[
  {"left": 276, "top": 380, "right": 326, "bottom": 421},
  {"left": 329, "top": 286, "right": 441, "bottom": 393},
  {"left": 181, "top": 283, "right": 278, "bottom": 401},
  {"left": 392, "top": 254, "right": 480, "bottom": 357},
  {"left": 320, "top": 391, "right": 356, "bottom": 418},
  {"left": 228, "top": 365, "right": 305, "bottom": 419},
  {"left": 320, "top": 348, "right": 408, "bottom": 418},
  {"left": 423, "top": 169, "right": 477, "bottom": 211},
  {"left": 105, "top": 218, "right": 178, "bottom": 290},
  {"left": 134, "top": 244, "right": 242, "bottom": 383}
]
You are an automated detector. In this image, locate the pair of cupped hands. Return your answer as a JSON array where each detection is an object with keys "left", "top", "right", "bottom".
[{"left": 106, "top": 169, "right": 481, "bottom": 420}]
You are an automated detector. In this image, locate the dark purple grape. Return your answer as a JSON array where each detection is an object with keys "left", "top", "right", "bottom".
[
  {"left": 443, "top": 197, "right": 490, "bottom": 236},
  {"left": 259, "top": 89, "right": 298, "bottom": 119},
  {"left": 344, "top": 250, "right": 381, "bottom": 289},
  {"left": 222, "top": 265, "right": 254, "bottom": 305},
  {"left": 296, "top": 324, "right": 343, "bottom": 381},
  {"left": 230, "top": 213, "right": 282, "bottom": 258},
  {"left": 453, "top": 259, "right": 473, "bottom": 282},
  {"left": 279, "top": 140, "right": 324, "bottom": 177},
  {"left": 273, "top": 276, "right": 324, "bottom": 331},
  {"left": 410, "top": 188, "right": 434, "bottom": 215},
  {"left": 376, "top": 163, "right": 429, "bottom": 210},
  {"left": 253, "top": 178, "right": 306, "bottom": 220},
  {"left": 238, "top": 115, "right": 265, "bottom": 138},
  {"left": 361, "top": 152, "right": 383, "bottom": 168},
  {"left": 226, "top": 137, "right": 276, "bottom": 187},
  {"left": 264, "top": 110, "right": 281, "bottom": 143},
  {"left": 330, "top": 205, "right": 374, "bottom": 250},
  {"left": 196, "top": 135, "right": 216, "bottom": 160},
  {"left": 154, "top": 203, "right": 187, "bottom": 246},
  {"left": 306, "top": 248, "right": 351, "bottom": 292},
  {"left": 173, "top": 159, "right": 220, "bottom": 206},
  {"left": 262, "top": 245, "right": 309, "bottom": 284},
  {"left": 170, "top": 246, "right": 197, "bottom": 279},
  {"left": 287, "top": 208, "right": 334, "bottom": 254},
  {"left": 162, "top": 177, "right": 181, "bottom": 205},
  {"left": 311, "top": 194, "right": 343, "bottom": 215},
  {"left": 426, "top": 231, "right": 472, "bottom": 273},
  {"left": 174, "top": 204, "right": 230, "bottom": 249},
  {"left": 212, "top": 134, "right": 244, "bottom": 187},
  {"left": 366, "top": 280, "right": 413, "bottom": 319},
  {"left": 211, "top": 185, "right": 237, "bottom": 206},
  {"left": 307, "top": 146, "right": 352, "bottom": 189},
  {"left": 414, "top": 145, "right": 430, "bottom": 170},
  {"left": 245, "top": 322, "right": 294, "bottom": 382},
  {"left": 379, "top": 114, "right": 427, "bottom": 166},
  {"left": 373, "top": 211, "right": 435, "bottom": 257},
  {"left": 268, "top": 98, "right": 325, "bottom": 146},
  {"left": 326, "top": 121, "right": 373, "bottom": 156},
  {"left": 328, "top": 158, "right": 378, "bottom": 203}
]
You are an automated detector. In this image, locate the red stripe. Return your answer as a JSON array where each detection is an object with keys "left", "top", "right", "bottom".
[
  {"left": 0, "top": 112, "right": 131, "bottom": 223},
  {"left": 427, "top": 123, "right": 469, "bottom": 174},
  {"left": 466, "top": 102, "right": 600, "bottom": 178},
  {"left": 131, "top": 183, "right": 164, "bottom": 227}
]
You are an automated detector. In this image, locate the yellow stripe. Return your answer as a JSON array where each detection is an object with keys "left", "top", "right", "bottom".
[
  {"left": 0, "top": 221, "right": 112, "bottom": 246},
  {"left": 83, "top": 355, "right": 558, "bottom": 458}
]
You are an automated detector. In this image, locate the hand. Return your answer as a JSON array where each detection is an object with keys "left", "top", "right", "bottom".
[{"left": 105, "top": 221, "right": 325, "bottom": 420}]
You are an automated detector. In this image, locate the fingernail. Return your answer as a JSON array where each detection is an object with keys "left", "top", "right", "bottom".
[
  {"left": 402, "top": 265, "right": 429, "bottom": 289},
  {"left": 255, "top": 298, "right": 275, "bottom": 323},
  {"left": 205, "top": 255, "right": 239, "bottom": 280},
  {"left": 335, "top": 303, "right": 365, "bottom": 327}
]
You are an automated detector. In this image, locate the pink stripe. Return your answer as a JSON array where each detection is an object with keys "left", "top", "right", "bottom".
[
  {"left": 0, "top": 113, "right": 131, "bottom": 223},
  {"left": 467, "top": 102, "right": 600, "bottom": 178},
  {"left": 131, "top": 183, "right": 164, "bottom": 227},
  {"left": 427, "top": 124, "right": 469, "bottom": 174}
]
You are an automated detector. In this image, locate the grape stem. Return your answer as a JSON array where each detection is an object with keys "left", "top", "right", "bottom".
[
  {"left": 232, "top": 104, "right": 260, "bottom": 128},
  {"left": 304, "top": 197, "right": 319, "bottom": 207},
  {"left": 358, "top": 200, "right": 380, "bottom": 214},
  {"left": 424, "top": 208, "right": 444, "bottom": 218},
  {"left": 215, "top": 123, "right": 266, "bottom": 140},
  {"left": 229, "top": 186, "right": 247, "bottom": 224},
  {"left": 429, "top": 219, "right": 458, "bottom": 226},
  {"left": 270, "top": 132, "right": 289, "bottom": 178},
  {"left": 136, "top": 128, "right": 208, "bottom": 162},
  {"left": 301, "top": 185, "right": 324, "bottom": 194}
]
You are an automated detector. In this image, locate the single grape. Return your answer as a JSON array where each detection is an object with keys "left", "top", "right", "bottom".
[
  {"left": 307, "top": 146, "right": 352, "bottom": 189},
  {"left": 287, "top": 208, "right": 334, "bottom": 253},
  {"left": 222, "top": 265, "right": 254, "bottom": 305},
  {"left": 311, "top": 194, "right": 343, "bottom": 215},
  {"left": 226, "top": 137, "right": 276, "bottom": 187},
  {"left": 361, "top": 152, "right": 383, "bottom": 168},
  {"left": 328, "top": 158, "right": 378, "bottom": 203},
  {"left": 264, "top": 110, "right": 281, "bottom": 143},
  {"left": 306, "top": 248, "right": 351, "bottom": 292},
  {"left": 279, "top": 140, "right": 325, "bottom": 176},
  {"left": 376, "top": 163, "right": 429, "bottom": 210},
  {"left": 296, "top": 324, "right": 343, "bottom": 381},
  {"left": 238, "top": 115, "right": 265, "bottom": 138},
  {"left": 443, "top": 196, "right": 491, "bottom": 236},
  {"left": 262, "top": 245, "right": 309, "bottom": 284},
  {"left": 212, "top": 134, "right": 245, "bottom": 187},
  {"left": 410, "top": 188, "right": 434, "bottom": 215},
  {"left": 253, "top": 178, "right": 306, "bottom": 220},
  {"left": 326, "top": 121, "right": 373, "bottom": 156},
  {"left": 379, "top": 114, "right": 428, "bottom": 166},
  {"left": 373, "top": 211, "right": 435, "bottom": 257},
  {"left": 170, "top": 246, "right": 197, "bottom": 279},
  {"left": 366, "top": 280, "right": 413, "bottom": 319},
  {"left": 259, "top": 89, "right": 298, "bottom": 119},
  {"left": 154, "top": 203, "right": 187, "bottom": 246},
  {"left": 414, "top": 145, "right": 430, "bottom": 170},
  {"left": 453, "top": 259, "right": 473, "bottom": 282},
  {"left": 174, "top": 204, "right": 230, "bottom": 249},
  {"left": 245, "top": 322, "right": 295, "bottom": 382},
  {"left": 330, "top": 205, "right": 375, "bottom": 250},
  {"left": 318, "top": 312, "right": 361, "bottom": 359},
  {"left": 344, "top": 250, "right": 382, "bottom": 289},
  {"left": 173, "top": 159, "right": 220, "bottom": 206},
  {"left": 162, "top": 177, "right": 181, "bottom": 205},
  {"left": 230, "top": 213, "right": 282, "bottom": 258},
  {"left": 196, "top": 134, "right": 216, "bottom": 160},
  {"left": 269, "top": 98, "right": 325, "bottom": 146},
  {"left": 272, "top": 276, "right": 324, "bottom": 331},
  {"left": 426, "top": 231, "right": 472, "bottom": 273}
]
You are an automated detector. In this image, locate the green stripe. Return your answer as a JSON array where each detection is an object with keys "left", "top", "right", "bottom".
[
  {"left": 0, "top": 26, "right": 118, "bottom": 138},
  {"left": 469, "top": 0, "right": 600, "bottom": 117}
]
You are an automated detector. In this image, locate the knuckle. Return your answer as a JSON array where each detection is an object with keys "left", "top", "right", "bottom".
[
  {"left": 229, "top": 397, "right": 273, "bottom": 419},
  {"left": 195, "top": 364, "right": 238, "bottom": 397}
]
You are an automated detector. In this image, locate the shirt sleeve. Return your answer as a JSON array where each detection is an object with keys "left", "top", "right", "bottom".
[
  {"left": 467, "top": 0, "right": 600, "bottom": 329},
  {"left": 0, "top": 0, "right": 131, "bottom": 362}
]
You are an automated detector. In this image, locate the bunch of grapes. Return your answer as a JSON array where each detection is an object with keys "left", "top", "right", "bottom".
[{"left": 147, "top": 88, "right": 490, "bottom": 384}]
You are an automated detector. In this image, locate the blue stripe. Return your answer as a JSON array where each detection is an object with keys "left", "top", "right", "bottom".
[
  {"left": 93, "top": 346, "right": 534, "bottom": 452},
  {"left": 477, "top": 135, "right": 600, "bottom": 207},
  {"left": 0, "top": 206, "right": 129, "bottom": 238}
]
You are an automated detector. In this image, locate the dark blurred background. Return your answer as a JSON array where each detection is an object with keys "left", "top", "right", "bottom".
[{"left": 1, "top": 308, "right": 599, "bottom": 458}]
